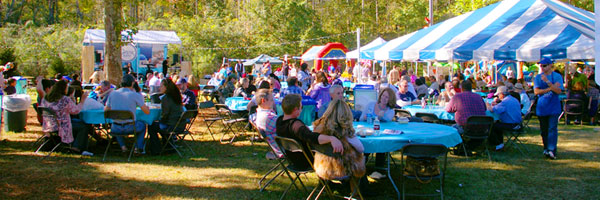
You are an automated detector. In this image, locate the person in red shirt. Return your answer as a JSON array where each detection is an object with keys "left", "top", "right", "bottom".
[{"left": 446, "top": 80, "right": 486, "bottom": 154}]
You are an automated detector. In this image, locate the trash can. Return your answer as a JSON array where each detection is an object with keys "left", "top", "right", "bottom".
[{"left": 2, "top": 94, "right": 32, "bottom": 132}]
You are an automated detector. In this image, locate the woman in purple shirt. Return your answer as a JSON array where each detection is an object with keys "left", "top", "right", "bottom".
[{"left": 307, "top": 71, "right": 331, "bottom": 118}]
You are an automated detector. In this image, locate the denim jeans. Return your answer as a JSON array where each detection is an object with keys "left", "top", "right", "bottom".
[
  {"left": 71, "top": 119, "right": 90, "bottom": 151},
  {"left": 111, "top": 121, "right": 147, "bottom": 149},
  {"left": 538, "top": 114, "right": 559, "bottom": 154}
]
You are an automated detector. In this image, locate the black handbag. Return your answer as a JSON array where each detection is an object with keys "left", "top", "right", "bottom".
[{"left": 404, "top": 156, "right": 440, "bottom": 183}]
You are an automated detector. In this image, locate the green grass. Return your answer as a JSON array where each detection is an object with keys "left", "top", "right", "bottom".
[{"left": 0, "top": 106, "right": 599, "bottom": 199}]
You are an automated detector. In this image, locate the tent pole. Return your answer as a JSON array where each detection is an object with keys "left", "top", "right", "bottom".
[{"left": 357, "top": 28, "right": 361, "bottom": 83}]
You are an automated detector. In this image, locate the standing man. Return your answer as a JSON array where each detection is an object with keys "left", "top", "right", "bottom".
[
  {"left": 533, "top": 57, "right": 563, "bottom": 159},
  {"left": 162, "top": 57, "right": 170, "bottom": 77},
  {"left": 234, "top": 60, "right": 245, "bottom": 78}
]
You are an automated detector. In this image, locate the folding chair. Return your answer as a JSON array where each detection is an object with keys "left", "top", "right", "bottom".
[
  {"left": 415, "top": 112, "right": 441, "bottom": 124},
  {"left": 394, "top": 109, "right": 412, "bottom": 120},
  {"left": 275, "top": 136, "right": 314, "bottom": 200},
  {"left": 504, "top": 123, "right": 528, "bottom": 155},
  {"left": 34, "top": 107, "right": 69, "bottom": 159},
  {"left": 308, "top": 144, "right": 364, "bottom": 200},
  {"left": 197, "top": 101, "right": 222, "bottom": 141},
  {"left": 102, "top": 110, "right": 139, "bottom": 162},
  {"left": 400, "top": 144, "right": 448, "bottom": 200},
  {"left": 215, "top": 104, "right": 248, "bottom": 144},
  {"left": 248, "top": 117, "right": 287, "bottom": 192},
  {"left": 563, "top": 99, "right": 585, "bottom": 126},
  {"left": 160, "top": 110, "right": 199, "bottom": 157},
  {"left": 522, "top": 98, "right": 536, "bottom": 131},
  {"left": 201, "top": 85, "right": 217, "bottom": 101},
  {"left": 461, "top": 116, "right": 494, "bottom": 161}
]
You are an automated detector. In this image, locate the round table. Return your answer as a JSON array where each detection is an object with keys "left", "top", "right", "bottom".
[
  {"left": 354, "top": 122, "right": 462, "bottom": 153},
  {"left": 403, "top": 104, "right": 497, "bottom": 121},
  {"left": 80, "top": 106, "right": 162, "bottom": 125}
]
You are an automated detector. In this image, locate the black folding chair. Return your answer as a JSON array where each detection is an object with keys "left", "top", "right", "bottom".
[
  {"left": 522, "top": 98, "right": 537, "bottom": 131},
  {"left": 504, "top": 123, "right": 528, "bottom": 155},
  {"left": 34, "top": 107, "right": 69, "bottom": 159},
  {"left": 400, "top": 144, "right": 448, "bottom": 200},
  {"left": 308, "top": 144, "right": 364, "bottom": 200},
  {"left": 275, "top": 136, "right": 314, "bottom": 200},
  {"left": 102, "top": 110, "right": 139, "bottom": 162},
  {"left": 563, "top": 99, "right": 585, "bottom": 126},
  {"left": 160, "top": 110, "right": 199, "bottom": 157},
  {"left": 201, "top": 85, "right": 217, "bottom": 101},
  {"left": 248, "top": 117, "right": 287, "bottom": 192},
  {"left": 394, "top": 109, "right": 412, "bottom": 121},
  {"left": 215, "top": 104, "right": 248, "bottom": 144},
  {"left": 197, "top": 101, "right": 222, "bottom": 141},
  {"left": 461, "top": 116, "right": 494, "bottom": 161},
  {"left": 415, "top": 112, "right": 441, "bottom": 124}
]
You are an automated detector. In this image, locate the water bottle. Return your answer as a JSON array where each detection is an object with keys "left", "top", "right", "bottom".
[
  {"left": 373, "top": 117, "right": 380, "bottom": 135},
  {"left": 421, "top": 97, "right": 426, "bottom": 108}
]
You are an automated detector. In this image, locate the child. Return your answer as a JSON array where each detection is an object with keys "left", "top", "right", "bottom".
[
  {"left": 253, "top": 89, "right": 283, "bottom": 158},
  {"left": 4, "top": 78, "right": 16, "bottom": 95},
  {"left": 275, "top": 94, "right": 343, "bottom": 170}
]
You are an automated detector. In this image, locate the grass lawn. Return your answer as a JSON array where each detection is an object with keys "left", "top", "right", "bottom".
[{"left": 0, "top": 104, "right": 598, "bottom": 199}]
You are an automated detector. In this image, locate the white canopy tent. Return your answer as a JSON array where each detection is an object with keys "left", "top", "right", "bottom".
[
  {"left": 346, "top": 37, "right": 386, "bottom": 59},
  {"left": 83, "top": 29, "right": 182, "bottom": 45}
]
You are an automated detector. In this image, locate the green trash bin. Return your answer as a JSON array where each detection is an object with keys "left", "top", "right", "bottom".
[
  {"left": 4, "top": 110, "right": 27, "bottom": 132},
  {"left": 2, "top": 94, "right": 32, "bottom": 133}
]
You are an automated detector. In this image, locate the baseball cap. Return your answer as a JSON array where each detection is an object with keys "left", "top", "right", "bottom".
[
  {"left": 176, "top": 78, "right": 187, "bottom": 85},
  {"left": 538, "top": 57, "right": 554, "bottom": 65},
  {"left": 514, "top": 83, "right": 524, "bottom": 91},
  {"left": 494, "top": 86, "right": 508, "bottom": 96}
]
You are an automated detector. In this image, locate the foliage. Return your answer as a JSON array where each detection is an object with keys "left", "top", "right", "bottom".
[
  {"left": 0, "top": 0, "right": 594, "bottom": 77},
  {"left": 0, "top": 47, "right": 16, "bottom": 65}
]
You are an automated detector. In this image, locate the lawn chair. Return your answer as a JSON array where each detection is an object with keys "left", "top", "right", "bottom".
[
  {"left": 308, "top": 144, "right": 364, "bottom": 200},
  {"left": 275, "top": 136, "right": 314, "bottom": 200},
  {"left": 34, "top": 107, "right": 69, "bottom": 159},
  {"left": 197, "top": 101, "right": 222, "bottom": 141},
  {"left": 461, "top": 116, "right": 494, "bottom": 161},
  {"left": 215, "top": 104, "right": 248, "bottom": 144},
  {"left": 102, "top": 110, "right": 139, "bottom": 162},
  {"left": 160, "top": 110, "right": 199, "bottom": 157},
  {"left": 522, "top": 98, "right": 536, "bottom": 131},
  {"left": 400, "top": 144, "right": 448, "bottom": 200},
  {"left": 415, "top": 112, "right": 441, "bottom": 124},
  {"left": 201, "top": 85, "right": 217, "bottom": 101}
]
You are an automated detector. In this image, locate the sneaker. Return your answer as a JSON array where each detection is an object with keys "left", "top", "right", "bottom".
[
  {"left": 495, "top": 143, "right": 505, "bottom": 151},
  {"left": 547, "top": 151, "right": 556, "bottom": 159}
]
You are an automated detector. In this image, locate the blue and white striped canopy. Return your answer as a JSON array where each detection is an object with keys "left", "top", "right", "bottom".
[{"left": 372, "top": 0, "right": 594, "bottom": 62}]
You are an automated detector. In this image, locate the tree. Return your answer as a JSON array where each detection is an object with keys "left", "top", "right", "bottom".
[{"left": 103, "top": 0, "right": 123, "bottom": 85}]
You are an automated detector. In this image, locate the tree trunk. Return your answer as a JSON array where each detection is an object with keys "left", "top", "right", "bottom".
[{"left": 104, "top": 0, "right": 123, "bottom": 85}]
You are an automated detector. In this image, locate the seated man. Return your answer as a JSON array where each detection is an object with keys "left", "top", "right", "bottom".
[
  {"left": 275, "top": 94, "right": 343, "bottom": 170},
  {"left": 105, "top": 74, "right": 150, "bottom": 153},
  {"left": 487, "top": 86, "right": 523, "bottom": 151},
  {"left": 253, "top": 89, "right": 283, "bottom": 158},
  {"left": 396, "top": 79, "right": 420, "bottom": 107},
  {"left": 176, "top": 78, "right": 198, "bottom": 110},
  {"left": 514, "top": 83, "right": 531, "bottom": 115},
  {"left": 88, "top": 80, "right": 113, "bottom": 105},
  {"left": 446, "top": 80, "right": 486, "bottom": 154},
  {"left": 278, "top": 77, "right": 304, "bottom": 99}
]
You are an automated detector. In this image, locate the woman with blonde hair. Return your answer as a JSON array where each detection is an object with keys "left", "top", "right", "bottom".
[{"left": 312, "top": 99, "right": 366, "bottom": 190}]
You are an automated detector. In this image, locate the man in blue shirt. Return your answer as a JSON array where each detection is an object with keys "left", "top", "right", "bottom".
[
  {"left": 396, "top": 79, "right": 420, "bottom": 107},
  {"left": 533, "top": 57, "right": 563, "bottom": 159},
  {"left": 487, "top": 86, "right": 523, "bottom": 151},
  {"left": 279, "top": 77, "right": 304, "bottom": 99}
]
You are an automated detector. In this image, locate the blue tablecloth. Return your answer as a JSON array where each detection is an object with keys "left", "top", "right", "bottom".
[
  {"left": 80, "top": 107, "right": 161, "bottom": 125},
  {"left": 275, "top": 97, "right": 318, "bottom": 125},
  {"left": 403, "top": 105, "right": 497, "bottom": 121},
  {"left": 343, "top": 81, "right": 355, "bottom": 88},
  {"left": 225, "top": 97, "right": 250, "bottom": 111},
  {"left": 311, "top": 122, "right": 462, "bottom": 153},
  {"left": 475, "top": 92, "right": 488, "bottom": 97}
]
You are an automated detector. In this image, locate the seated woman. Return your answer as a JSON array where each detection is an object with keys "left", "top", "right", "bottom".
[
  {"left": 360, "top": 87, "right": 396, "bottom": 122},
  {"left": 436, "top": 82, "right": 455, "bottom": 105},
  {"left": 233, "top": 77, "right": 250, "bottom": 98},
  {"left": 312, "top": 99, "right": 366, "bottom": 189},
  {"left": 40, "top": 80, "right": 92, "bottom": 155},
  {"left": 308, "top": 71, "right": 332, "bottom": 118},
  {"left": 148, "top": 79, "right": 184, "bottom": 154}
]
